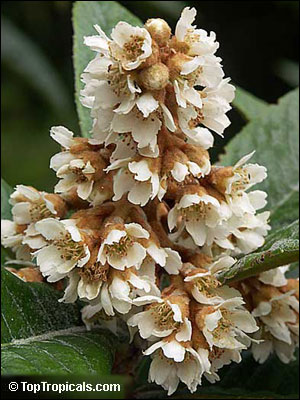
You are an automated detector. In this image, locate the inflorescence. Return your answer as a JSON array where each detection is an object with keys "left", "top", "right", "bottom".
[{"left": 1, "top": 8, "right": 298, "bottom": 396}]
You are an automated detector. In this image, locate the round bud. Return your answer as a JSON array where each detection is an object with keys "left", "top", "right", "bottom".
[
  {"left": 145, "top": 18, "right": 171, "bottom": 46},
  {"left": 138, "top": 63, "right": 170, "bottom": 91}
]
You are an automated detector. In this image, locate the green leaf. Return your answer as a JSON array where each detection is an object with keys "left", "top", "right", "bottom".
[
  {"left": 134, "top": 352, "right": 299, "bottom": 399},
  {"left": 269, "top": 190, "right": 299, "bottom": 230},
  {"left": 217, "top": 220, "right": 299, "bottom": 283},
  {"left": 1, "top": 268, "right": 116, "bottom": 377},
  {"left": 1, "top": 268, "right": 82, "bottom": 343},
  {"left": 1, "top": 177, "right": 13, "bottom": 219},
  {"left": 72, "top": 1, "right": 142, "bottom": 137},
  {"left": 220, "top": 88, "right": 299, "bottom": 229},
  {"left": 1, "top": 329, "right": 115, "bottom": 376},
  {"left": 233, "top": 86, "right": 268, "bottom": 121}
]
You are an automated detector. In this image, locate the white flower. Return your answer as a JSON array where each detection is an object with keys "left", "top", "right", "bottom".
[
  {"left": 252, "top": 291, "right": 299, "bottom": 350},
  {"left": 183, "top": 257, "right": 240, "bottom": 305},
  {"left": 81, "top": 61, "right": 140, "bottom": 115},
  {"left": 111, "top": 108, "right": 161, "bottom": 152},
  {"left": 200, "top": 78, "right": 235, "bottom": 136},
  {"left": 77, "top": 266, "right": 160, "bottom": 318},
  {"left": 227, "top": 211, "right": 271, "bottom": 254},
  {"left": 251, "top": 324, "right": 299, "bottom": 364},
  {"left": 107, "top": 158, "right": 165, "bottom": 206},
  {"left": 128, "top": 294, "right": 190, "bottom": 340},
  {"left": 1, "top": 220, "right": 32, "bottom": 262},
  {"left": 1, "top": 185, "right": 65, "bottom": 258},
  {"left": 97, "top": 222, "right": 150, "bottom": 270},
  {"left": 224, "top": 151, "right": 268, "bottom": 216},
  {"left": 83, "top": 79, "right": 165, "bottom": 153},
  {"left": 33, "top": 218, "right": 90, "bottom": 282},
  {"left": 177, "top": 78, "right": 234, "bottom": 139},
  {"left": 201, "top": 298, "right": 258, "bottom": 350},
  {"left": 146, "top": 341, "right": 211, "bottom": 395},
  {"left": 9, "top": 185, "right": 64, "bottom": 225},
  {"left": 50, "top": 126, "right": 98, "bottom": 200},
  {"left": 175, "top": 7, "right": 219, "bottom": 57},
  {"left": 96, "top": 219, "right": 182, "bottom": 276},
  {"left": 69, "top": 266, "right": 158, "bottom": 305},
  {"left": 227, "top": 189, "right": 268, "bottom": 217},
  {"left": 80, "top": 7, "right": 235, "bottom": 169},
  {"left": 173, "top": 55, "right": 224, "bottom": 106},
  {"left": 84, "top": 22, "right": 152, "bottom": 71},
  {"left": 168, "top": 191, "right": 231, "bottom": 247},
  {"left": 225, "top": 151, "right": 267, "bottom": 195},
  {"left": 90, "top": 103, "right": 171, "bottom": 159},
  {"left": 109, "top": 22, "right": 152, "bottom": 70},
  {"left": 54, "top": 158, "right": 96, "bottom": 201}
]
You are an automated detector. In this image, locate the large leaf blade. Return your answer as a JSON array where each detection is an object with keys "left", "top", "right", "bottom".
[
  {"left": 1, "top": 330, "right": 115, "bottom": 376},
  {"left": 233, "top": 86, "right": 268, "bottom": 121},
  {"left": 72, "top": 1, "right": 142, "bottom": 137},
  {"left": 1, "top": 268, "right": 82, "bottom": 344}
]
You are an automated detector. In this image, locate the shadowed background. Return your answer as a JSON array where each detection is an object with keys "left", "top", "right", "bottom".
[{"left": 1, "top": 1, "right": 299, "bottom": 192}]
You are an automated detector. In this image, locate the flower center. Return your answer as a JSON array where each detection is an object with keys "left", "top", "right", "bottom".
[
  {"left": 123, "top": 35, "right": 145, "bottom": 61},
  {"left": 212, "top": 311, "right": 232, "bottom": 339},
  {"left": 231, "top": 168, "right": 251, "bottom": 192},
  {"left": 54, "top": 232, "right": 86, "bottom": 262},
  {"left": 105, "top": 235, "right": 134, "bottom": 257},
  {"left": 182, "top": 202, "right": 208, "bottom": 222},
  {"left": 182, "top": 67, "right": 203, "bottom": 87},
  {"left": 107, "top": 64, "right": 130, "bottom": 97},
  {"left": 70, "top": 166, "right": 89, "bottom": 183},
  {"left": 29, "top": 200, "right": 54, "bottom": 222},
  {"left": 150, "top": 302, "right": 180, "bottom": 331},
  {"left": 185, "top": 30, "right": 201, "bottom": 46},
  {"left": 79, "top": 262, "right": 109, "bottom": 283},
  {"left": 195, "top": 275, "right": 220, "bottom": 297}
]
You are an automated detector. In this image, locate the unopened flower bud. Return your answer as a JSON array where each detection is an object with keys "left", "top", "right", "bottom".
[
  {"left": 145, "top": 18, "right": 171, "bottom": 46},
  {"left": 138, "top": 62, "right": 170, "bottom": 91}
]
